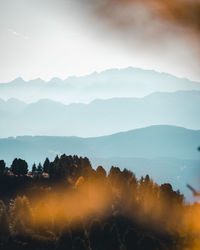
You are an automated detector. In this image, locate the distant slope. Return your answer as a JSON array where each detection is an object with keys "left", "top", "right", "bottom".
[
  {"left": 0, "top": 125, "right": 200, "bottom": 165},
  {"left": 0, "top": 91, "right": 200, "bottom": 137},
  {"left": 0, "top": 67, "right": 200, "bottom": 103},
  {"left": 1, "top": 125, "right": 199, "bottom": 201}
]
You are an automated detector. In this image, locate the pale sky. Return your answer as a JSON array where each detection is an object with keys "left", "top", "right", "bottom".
[{"left": 0, "top": 0, "right": 200, "bottom": 82}]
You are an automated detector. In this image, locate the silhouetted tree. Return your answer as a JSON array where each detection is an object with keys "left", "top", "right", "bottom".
[
  {"left": 144, "top": 174, "right": 150, "bottom": 185},
  {"left": 37, "top": 163, "right": 43, "bottom": 174},
  {"left": 43, "top": 158, "right": 50, "bottom": 173},
  {"left": 0, "top": 160, "right": 6, "bottom": 176},
  {"left": 80, "top": 157, "right": 92, "bottom": 175},
  {"left": 108, "top": 166, "right": 121, "bottom": 186},
  {"left": 140, "top": 176, "right": 144, "bottom": 185},
  {"left": 96, "top": 166, "right": 107, "bottom": 178},
  {"left": 160, "top": 183, "right": 175, "bottom": 202},
  {"left": 10, "top": 196, "right": 33, "bottom": 235},
  {"left": 10, "top": 158, "right": 28, "bottom": 176},
  {"left": 122, "top": 169, "right": 135, "bottom": 182},
  {"left": 32, "top": 163, "right": 37, "bottom": 174},
  {"left": 0, "top": 154, "right": 193, "bottom": 250},
  {"left": 54, "top": 155, "right": 59, "bottom": 164}
]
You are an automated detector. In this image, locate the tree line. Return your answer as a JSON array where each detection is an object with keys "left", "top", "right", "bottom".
[{"left": 0, "top": 154, "right": 199, "bottom": 250}]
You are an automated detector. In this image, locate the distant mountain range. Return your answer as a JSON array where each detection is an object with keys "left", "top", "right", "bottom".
[
  {"left": 1, "top": 125, "right": 199, "bottom": 163},
  {"left": 0, "top": 67, "right": 200, "bottom": 103},
  {"left": 1, "top": 67, "right": 200, "bottom": 201},
  {"left": 1, "top": 90, "right": 200, "bottom": 137}
]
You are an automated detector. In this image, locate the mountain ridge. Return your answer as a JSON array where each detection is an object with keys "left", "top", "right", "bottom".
[
  {"left": 1, "top": 67, "right": 200, "bottom": 104},
  {"left": 1, "top": 89, "right": 200, "bottom": 105},
  {"left": 0, "top": 125, "right": 200, "bottom": 161},
  {"left": 0, "top": 90, "right": 200, "bottom": 138},
  {"left": 2, "top": 67, "right": 198, "bottom": 84}
]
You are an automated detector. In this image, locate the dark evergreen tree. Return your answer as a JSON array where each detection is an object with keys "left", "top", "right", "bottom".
[
  {"left": 96, "top": 166, "right": 106, "bottom": 178},
  {"left": 10, "top": 158, "right": 28, "bottom": 176},
  {"left": 0, "top": 160, "right": 6, "bottom": 176},
  {"left": 43, "top": 158, "right": 50, "bottom": 173},
  {"left": 37, "top": 163, "right": 43, "bottom": 174},
  {"left": 0, "top": 154, "right": 193, "bottom": 250},
  {"left": 144, "top": 174, "right": 150, "bottom": 185},
  {"left": 32, "top": 163, "right": 37, "bottom": 174}
]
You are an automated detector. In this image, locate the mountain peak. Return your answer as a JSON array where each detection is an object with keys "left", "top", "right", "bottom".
[
  {"left": 7, "top": 98, "right": 26, "bottom": 104},
  {"left": 29, "top": 78, "right": 45, "bottom": 83},
  {"left": 11, "top": 77, "right": 25, "bottom": 83},
  {"left": 49, "top": 77, "right": 62, "bottom": 82}
]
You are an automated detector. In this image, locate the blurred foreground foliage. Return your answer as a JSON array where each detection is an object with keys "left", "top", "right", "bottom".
[{"left": 0, "top": 155, "right": 199, "bottom": 250}]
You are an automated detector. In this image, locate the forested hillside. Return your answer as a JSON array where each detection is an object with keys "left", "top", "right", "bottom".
[{"left": 0, "top": 154, "right": 200, "bottom": 250}]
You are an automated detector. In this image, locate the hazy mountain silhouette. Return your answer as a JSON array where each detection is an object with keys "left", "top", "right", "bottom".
[
  {"left": 0, "top": 91, "right": 200, "bottom": 137},
  {"left": 1, "top": 125, "right": 199, "bottom": 201},
  {"left": 1, "top": 67, "right": 200, "bottom": 103},
  {"left": 1, "top": 125, "right": 199, "bottom": 163}
]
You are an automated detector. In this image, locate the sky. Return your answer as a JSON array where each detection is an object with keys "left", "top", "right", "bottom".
[{"left": 0, "top": 0, "right": 200, "bottom": 82}]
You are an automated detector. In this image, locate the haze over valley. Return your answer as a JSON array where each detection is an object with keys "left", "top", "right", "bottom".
[{"left": 1, "top": 89, "right": 200, "bottom": 137}]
